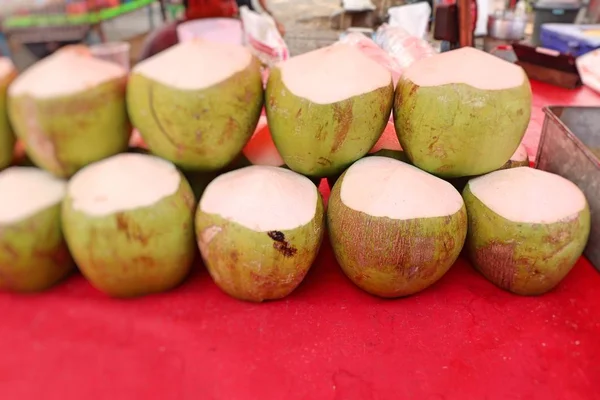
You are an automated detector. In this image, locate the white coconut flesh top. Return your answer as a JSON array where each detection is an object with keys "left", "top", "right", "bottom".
[
  {"left": 0, "top": 167, "right": 67, "bottom": 225},
  {"left": 67, "top": 153, "right": 180, "bottom": 217},
  {"left": 403, "top": 47, "right": 525, "bottom": 90},
  {"left": 9, "top": 47, "right": 126, "bottom": 99},
  {"left": 341, "top": 156, "right": 463, "bottom": 220},
  {"left": 278, "top": 44, "right": 392, "bottom": 104},
  {"left": 200, "top": 166, "right": 318, "bottom": 232},
  {"left": 511, "top": 143, "right": 528, "bottom": 162},
  {"left": 0, "top": 57, "right": 15, "bottom": 80},
  {"left": 469, "top": 167, "right": 586, "bottom": 224},
  {"left": 133, "top": 40, "right": 253, "bottom": 90}
]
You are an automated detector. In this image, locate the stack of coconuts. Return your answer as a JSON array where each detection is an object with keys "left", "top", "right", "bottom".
[{"left": 0, "top": 41, "right": 591, "bottom": 302}]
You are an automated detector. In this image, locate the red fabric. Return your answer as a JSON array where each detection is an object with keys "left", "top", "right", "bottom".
[
  {"left": 185, "top": 0, "right": 238, "bottom": 20},
  {"left": 1, "top": 83, "right": 600, "bottom": 400}
]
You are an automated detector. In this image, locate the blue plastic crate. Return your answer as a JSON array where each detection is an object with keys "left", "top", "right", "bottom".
[{"left": 540, "top": 23, "right": 600, "bottom": 57}]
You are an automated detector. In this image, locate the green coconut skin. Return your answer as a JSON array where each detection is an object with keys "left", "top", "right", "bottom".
[
  {"left": 62, "top": 175, "right": 196, "bottom": 298},
  {"left": 127, "top": 57, "right": 264, "bottom": 172},
  {"left": 196, "top": 195, "right": 325, "bottom": 302},
  {"left": 394, "top": 77, "right": 532, "bottom": 178},
  {"left": 0, "top": 71, "right": 17, "bottom": 171},
  {"left": 8, "top": 77, "right": 131, "bottom": 178},
  {"left": 0, "top": 203, "right": 75, "bottom": 292},
  {"left": 463, "top": 184, "right": 591, "bottom": 295},
  {"left": 328, "top": 171, "right": 468, "bottom": 298},
  {"left": 266, "top": 67, "right": 394, "bottom": 178}
]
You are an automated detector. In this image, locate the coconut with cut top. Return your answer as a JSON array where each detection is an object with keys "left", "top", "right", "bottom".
[
  {"left": 266, "top": 44, "right": 394, "bottom": 177},
  {"left": 196, "top": 165, "right": 325, "bottom": 302},
  {"left": 328, "top": 156, "right": 467, "bottom": 298},
  {"left": 500, "top": 142, "right": 529, "bottom": 169},
  {"left": 0, "top": 167, "right": 74, "bottom": 292},
  {"left": 62, "top": 153, "right": 196, "bottom": 297},
  {"left": 8, "top": 46, "right": 130, "bottom": 178},
  {"left": 463, "top": 167, "right": 590, "bottom": 295},
  {"left": 127, "top": 40, "right": 263, "bottom": 172},
  {"left": 0, "top": 58, "right": 17, "bottom": 171},
  {"left": 394, "top": 47, "right": 532, "bottom": 178}
]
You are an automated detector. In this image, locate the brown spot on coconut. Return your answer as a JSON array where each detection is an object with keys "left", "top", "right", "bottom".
[
  {"left": 61, "top": 153, "right": 196, "bottom": 298},
  {"left": 394, "top": 47, "right": 532, "bottom": 178},
  {"left": 0, "top": 167, "right": 75, "bottom": 292},
  {"left": 127, "top": 40, "right": 264, "bottom": 172},
  {"left": 463, "top": 167, "right": 590, "bottom": 295},
  {"left": 327, "top": 156, "right": 467, "bottom": 298},
  {"left": 266, "top": 44, "right": 394, "bottom": 178},
  {"left": 0, "top": 58, "right": 17, "bottom": 171},
  {"left": 7, "top": 46, "right": 131, "bottom": 178},
  {"left": 196, "top": 166, "right": 325, "bottom": 302}
]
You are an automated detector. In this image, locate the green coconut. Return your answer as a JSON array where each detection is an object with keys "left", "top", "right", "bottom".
[
  {"left": 127, "top": 40, "right": 263, "bottom": 172},
  {"left": 394, "top": 47, "right": 532, "bottom": 178},
  {"left": 266, "top": 44, "right": 394, "bottom": 177},
  {"left": 196, "top": 165, "right": 325, "bottom": 302},
  {"left": 463, "top": 167, "right": 591, "bottom": 295},
  {"left": 7, "top": 46, "right": 130, "bottom": 178},
  {"left": 0, "top": 167, "right": 74, "bottom": 292},
  {"left": 328, "top": 156, "right": 467, "bottom": 298},
  {"left": 62, "top": 153, "right": 196, "bottom": 297},
  {"left": 0, "top": 58, "right": 17, "bottom": 171}
]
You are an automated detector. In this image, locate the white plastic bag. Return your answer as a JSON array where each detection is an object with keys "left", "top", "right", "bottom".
[
  {"left": 387, "top": 3, "right": 432, "bottom": 39},
  {"left": 240, "top": 6, "right": 289, "bottom": 67},
  {"left": 576, "top": 48, "right": 600, "bottom": 94},
  {"left": 374, "top": 24, "right": 436, "bottom": 72}
]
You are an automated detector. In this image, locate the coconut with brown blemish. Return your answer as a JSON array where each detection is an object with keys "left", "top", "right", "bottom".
[
  {"left": 127, "top": 40, "right": 263, "bottom": 172},
  {"left": 0, "top": 58, "right": 17, "bottom": 171},
  {"left": 394, "top": 47, "right": 532, "bottom": 178},
  {"left": 61, "top": 153, "right": 196, "bottom": 297},
  {"left": 266, "top": 44, "right": 394, "bottom": 178},
  {"left": 7, "top": 46, "right": 130, "bottom": 178},
  {"left": 328, "top": 156, "right": 467, "bottom": 298},
  {"left": 463, "top": 167, "right": 590, "bottom": 295},
  {"left": 0, "top": 167, "right": 74, "bottom": 292},
  {"left": 195, "top": 165, "right": 325, "bottom": 302}
]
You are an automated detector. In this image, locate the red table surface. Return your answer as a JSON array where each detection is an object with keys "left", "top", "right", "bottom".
[{"left": 1, "top": 81, "right": 600, "bottom": 400}]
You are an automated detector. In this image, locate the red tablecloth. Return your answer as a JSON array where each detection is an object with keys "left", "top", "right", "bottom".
[{"left": 1, "top": 82, "right": 599, "bottom": 400}]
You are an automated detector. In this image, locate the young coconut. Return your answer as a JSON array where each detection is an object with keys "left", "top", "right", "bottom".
[
  {"left": 62, "top": 153, "right": 196, "bottom": 298},
  {"left": 127, "top": 40, "right": 264, "bottom": 171},
  {"left": 394, "top": 47, "right": 532, "bottom": 178},
  {"left": 266, "top": 44, "right": 394, "bottom": 177},
  {"left": 0, "top": 167, "right": 74, "bottom": 292},
  {"left": 328, "top": 156, "right": 467, "bottom": 298},
  {"left": 196, "top": 165, "right": 325, "bottom": 302},
  {"left": 463, "top": 167, "right": 590, "bottom": 295},
  {"left": 0, "top": 58, "right": 17, "bottom": 171},
  {"left": 8, "top": 46, "right": 130, "bottom": 178}
]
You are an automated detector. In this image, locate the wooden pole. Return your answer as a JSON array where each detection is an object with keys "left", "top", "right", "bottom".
[{"left": 457, "top": 0, "right": 473, "bottom": 47}]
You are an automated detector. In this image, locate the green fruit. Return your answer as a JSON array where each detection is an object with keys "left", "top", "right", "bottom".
[
  {"left": 328, "top": 156, "right": 467, "bottom": 298},
  {"left": 62, "top": 153, "right": 196, "bottom": 297},
  {"left": 463, "top": 167, "right": 590, "bottom": 295},
  {"left": 266, "top": 44, "right": 394, "bottom": 177},
  {"left": 0, "top": 167, "right": 74, "bottom": 292},
  {"left": 127, "top": 41, "right": 263, "bottom": 172},
  {"left": 196, "top": 166, "right": 325, "bottom": 302},
  {"left": 8, "top": 46, "right": 130, "bottom": 178},
  {"left": 394, "top": 47, "right": 532, "bottom": 178},
  {"left": 0, "top": 59, "right": 17, "bottom": 171}
]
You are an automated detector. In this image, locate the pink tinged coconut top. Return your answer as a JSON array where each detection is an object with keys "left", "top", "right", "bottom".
[
  {"left": 200, "top": 166, "right": 318, "bottom": 232},
  {"left": 0, "top": 167, "right": 67, "bottom": 225},
  {"left": 511, "top": 143, "right": 529, "bottom": 162},
  {"left": 8, "top": 47, "right": 126, "bottom": 99},
  {"left": 468, "top": 167, "right": 587, "bottom": 224},
  {"left": 403, "top": 47, "right": 526, "bottom": 90},
  {"left": 132, "top": 40, "right": 253, "bottom": 91},
  {"left": 0, "top": 57, "right": 15, "bottom": 80},
  {"left": 278, "top": 44, "right": 392, "bottom": 104},
  {"left": 67, "top": 153, "right": 180, "bottom": 217},
  {"left": 340, "top": 156, "right": 464, "bottom": 220}
]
